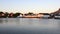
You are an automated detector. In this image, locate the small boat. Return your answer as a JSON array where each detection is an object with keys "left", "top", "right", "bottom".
[{"left": 54, "top": 16, "right": 60, "bottom": 19}]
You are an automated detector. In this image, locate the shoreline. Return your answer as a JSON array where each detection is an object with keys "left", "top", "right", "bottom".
[{"left": 0, "top": 17, "right": 60, "bottom": 19}]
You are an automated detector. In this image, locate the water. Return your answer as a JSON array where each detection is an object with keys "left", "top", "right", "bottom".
[{"left": 0, "top": 18, "right": 60, "bottom": 34}]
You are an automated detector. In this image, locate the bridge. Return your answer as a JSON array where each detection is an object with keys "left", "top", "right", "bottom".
[
  {"left": 49, "top": 8, "right": 60, "bottom": 18},
  {"left": 42, "top": 8, "right": 60, "bottom": 19}
]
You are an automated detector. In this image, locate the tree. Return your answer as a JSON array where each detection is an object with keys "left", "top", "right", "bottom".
[
  {"left": 27, "top": 12, "right": 34, "bottom": 15},
  {"left": 4, "top": 12, "right": 9, "bottom": 18},
  {"left": 13, "top": 13, "right": 21, "bottom": 18}
]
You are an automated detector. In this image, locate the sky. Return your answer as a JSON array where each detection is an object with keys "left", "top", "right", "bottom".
[{"left": 0, "top": 0, "right": 60, "bottom": 13}]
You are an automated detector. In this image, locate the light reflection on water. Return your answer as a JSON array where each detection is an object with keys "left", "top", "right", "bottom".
[{"left": 0, "top": 18, "right": 60, "bottom": 34}]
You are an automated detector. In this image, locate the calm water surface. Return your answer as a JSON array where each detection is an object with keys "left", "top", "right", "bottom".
[{"left": 0, "top": 18, "right": 60, "bottom": 34}]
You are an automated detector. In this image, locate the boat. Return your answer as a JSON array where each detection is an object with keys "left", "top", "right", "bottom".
[{"left": 54, "top": 16, "right": 60, "bottom": 19}]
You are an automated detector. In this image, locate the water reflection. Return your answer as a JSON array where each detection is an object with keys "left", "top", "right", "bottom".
[
  {"left": 0, "top": 18, "right": 60, "bottom": 28},
  {"left": 0, "top": 19, "right": 3, "bottom": 23}
]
